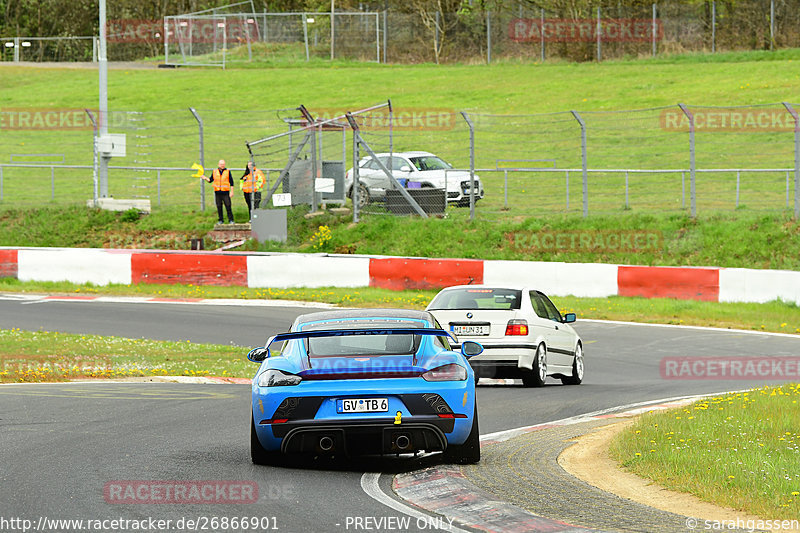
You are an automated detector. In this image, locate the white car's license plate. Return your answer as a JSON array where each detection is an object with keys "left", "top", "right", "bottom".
[
  {"left": 452, "top": 324, "right": 490, "bottom": 336},
  {"left": 337, "top": 398, "right": 389, "bottom": 413}
]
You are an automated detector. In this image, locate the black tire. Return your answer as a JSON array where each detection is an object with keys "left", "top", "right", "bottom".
[
  {"left": 251, "top": 417, "right": 277, "bottom": 465},
  {"left": 522, "top": 343, "right": 547, "bottom": 387},
  {"left": 561, "top": 343, "right": 584, "bottom": 385},
  {"left": 444, "top": 404, "right": 480, "bottom": 464},
  {"left": 349, "top": 184, "right": 370, "bottom": 209}
]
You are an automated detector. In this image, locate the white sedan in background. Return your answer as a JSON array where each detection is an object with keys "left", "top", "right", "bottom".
[
  {"left": 426, "top": 285, "right": 583, "bottom": 387},
  {"left": 345, "top": 151, "right": 484, "bottom": 207}
]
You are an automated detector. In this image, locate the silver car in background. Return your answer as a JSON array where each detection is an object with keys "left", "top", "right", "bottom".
[
  {"left": 426, "top": 285, "right": 583, "bottom": 387},
  {"left": 345, "top": 151, "right": 484, "bottom": 207}
]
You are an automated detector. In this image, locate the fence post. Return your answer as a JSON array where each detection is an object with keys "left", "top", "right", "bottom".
[
  {"left": 770, "top": 0, "right": 774, "bottom": 51},
  {"left": 565, "top": 170, "right": 569, "bottom": 211},
  {"left": 303, "top": 13, "right": 310, "bottom": 61},
  {"left": 596, "top": 7, "right": 602, "bottom": 62},
  {"left": 189, "top": 107, "right": 205, "bottom": 211},
  {"left": 736, "top": 170, "right": 740, "bottom": 208},
  {"left": 51, "top": 166, "right": 55, "bottom": 200},
  {"left": 540, "top": 8, "right": 545, "bottom": 62},
  {"left": 652, "top": 3, "right": 657, "bottom": 57},
  {"left": 678, "top": 104, "right": 697, "bottom": 217},
  {"left": 460, "top": 111, "right": 477, "bottom": 221},
  {"left": 85, "top": 109, "right": 99, "bottom": 206},
  {"left": 782, "top": 103, "right": 799, "bottom": 219},
  {"left": 330, "top": 2, "right": 335, "bottom": 60},
  {"left": 486, "top": 11, "right": 492, "bottom": 64},
  {"left": 383, "top": 10, "right": 388, "bottom": 63},
  {"left": 570, "top": 111, "right": 589, "bottom": 218},
  {"left": 625, "top": 170, "right": 629, "bottom": 208},
  {"left": 711, "top": 1, "right": 716, "bottom": 53}
]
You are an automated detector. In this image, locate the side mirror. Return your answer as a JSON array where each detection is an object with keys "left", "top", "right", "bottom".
[
  {"left": 400, "top": 165, "right": 411, "bottom": 172},
  {"left": 562, "top": 313, "right": 576, "bottom": 324},
  {"left": 247, "top": 347, "right": 270, "bottom": 363},
  {"left": 461, "top": 341, "right": 484, "bottom": 358}
]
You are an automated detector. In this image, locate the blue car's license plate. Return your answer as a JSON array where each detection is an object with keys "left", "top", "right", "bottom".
[{"left": 337, "top": 398, "right": 389, "bottom": 413}]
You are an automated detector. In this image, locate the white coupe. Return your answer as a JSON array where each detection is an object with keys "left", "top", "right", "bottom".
[{"left": 426, "top": 285, "right": 583, "bottom": 387}]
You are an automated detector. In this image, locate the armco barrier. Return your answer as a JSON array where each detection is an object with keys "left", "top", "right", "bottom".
[{"left": 0, "top": 247, "right": 798, "bottom": 305}]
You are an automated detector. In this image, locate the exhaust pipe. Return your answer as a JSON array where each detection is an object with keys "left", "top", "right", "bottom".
[
  {"left": 318, "top": 436, "right": 334, "bottom": 452},
  {"left": 394, "top": 434, "right": 411, "bottom": 450}
]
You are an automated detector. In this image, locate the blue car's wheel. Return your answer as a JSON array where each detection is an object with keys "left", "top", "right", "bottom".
[
  {"left": 444, "top": 405, "right": 480, "bottom": 465},
  {"left": 251, "top": 417, "right": 277, "bottom": 465}
]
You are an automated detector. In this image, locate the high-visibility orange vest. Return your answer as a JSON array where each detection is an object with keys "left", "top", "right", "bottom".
[
  {"left": 212, "top": 168, "right": 232, "bottom": 191},
  {"left": 242, "top": 168, "right": 265, "bottom": 193}
]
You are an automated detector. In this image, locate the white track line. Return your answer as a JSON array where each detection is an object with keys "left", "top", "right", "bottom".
[{"left": 360, "top": 473, "right": 471, "bottom": 533}]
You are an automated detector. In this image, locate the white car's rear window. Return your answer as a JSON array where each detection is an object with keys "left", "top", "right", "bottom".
[{"left": 428, "top": 288, "right": 522, "bottom": 310}]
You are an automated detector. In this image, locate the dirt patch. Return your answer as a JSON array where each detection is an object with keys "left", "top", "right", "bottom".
[{"left": 558, "top": 418, "right": 800, "bottom": 533}]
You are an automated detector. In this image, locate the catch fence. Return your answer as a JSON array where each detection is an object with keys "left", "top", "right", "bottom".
[{"left": 0, "top": 103, "right": 797, "bottom": 220}]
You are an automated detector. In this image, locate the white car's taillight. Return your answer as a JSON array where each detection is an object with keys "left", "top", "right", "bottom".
[
  {"left": 422, "top": 363, "right": 467, "bottom": 382},
  {"left": 505, "top": 319, "right": 529, "bottom": 336}
]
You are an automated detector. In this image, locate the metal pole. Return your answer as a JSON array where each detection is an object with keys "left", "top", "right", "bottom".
[
  {"left": 652, "top": 3, "right": 657, "bottom": 57},
  {"left": 782, "top": 102, "right": 800, "bottom": 218},
  {"left": 712, "top": 1, "right": 716, "bottom": 53},
  {"left": 353, "top": 130, "right": 360, "bottom": 223},
  {"left": 157, "top": 169, "right": 161, "bottom": 207},
  {"left": 311, "top": 127, "right": 318, "bottom": 212},
  {"left": 85, "top": 109, "right": 98, "bottom": 206},
  {"left": 540, "top": 8, "right": 545, "bottom": 62},
  {"left": 503, "top": 169, "right": 508, "bottom": 209},
  {"left": 435, "top": 11, "right": 440, "bottom": 63},
  {"left": 98, "top": 0, "right": 110, "bottom": 198},
  {"left": 14, "top": 37, "right": 19, "bottom": 62},
  {"left": 51, "top": 166, "right": 55, "bottom": 200},
  {"left": 486, "top": 10, "right": 492, "bottom": 64},
  {"left": 375, "top": 13, "right": 380, "bottom": 63},
  {"left": 678, "top": 104, "right": 697, "bottom": 217},
  {"left": 189, "top": 107, "right": 205, "bottom": 211},
  {"left": 596, "top": 7, "right": 602, "bottom": 62},
  {"left": 0, "top": 167, "right": 3, "bottom": 202},
  {"left": 625, "top": 170, "right": 629, "bottom": 208},
  {"left": 460, "top": 111, "right": 476, "bottom": 221},
  {"left": 383, "top": 9, "right": 388, "bottom": 63},
  {"left": 566, "top": 170, "right": 569, "bottom": 210},
  {"left": 571, "top": 111, "right": 589, "bottom": 218},
  {"left": 303, "top": 14, "right": 310, "bottom": 61},
  {"left": 736, "top": 170, "right": 740, "bottom": 208},
  {"left": 770, "top": 0, "right": 774, "bottom": 51},
  {"left": 330, "top": 0, "right": 335, "bottom": 60}
]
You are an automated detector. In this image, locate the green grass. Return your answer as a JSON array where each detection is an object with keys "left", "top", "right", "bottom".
[
  {"left": 2, "top": 50, "right": 799, "bottom": 213},
  {"left": 609, "top": 384, "right": 800, "bottom": 519},
  {"left": 3, "top": 206, "right": 800, "bottom": 271},
  {"left": 0, "top": 327, "right": 248, "bottom": 382}
]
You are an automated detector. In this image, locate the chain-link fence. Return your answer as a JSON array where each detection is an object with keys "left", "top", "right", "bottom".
[
  {"left": 1, "top": 103, "right": 797, "bottom": 219},
  {"left": 2, "top": 0, "right": 799, "bottom": 64}
]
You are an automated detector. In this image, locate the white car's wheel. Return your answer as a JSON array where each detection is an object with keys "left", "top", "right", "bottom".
[
  {"left": 561, "top": 343, "right": 584, "bottom": 385},
  {"left": 522, "top": 343, "right": 547, "bottom": 387},
  {"left": 349, "top": 184, "right": 369, "bottom": 209}
]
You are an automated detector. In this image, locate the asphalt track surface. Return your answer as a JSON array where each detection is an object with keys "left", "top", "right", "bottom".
[{"left": 2, "top": 296, "right": 799, "bottom": 533}]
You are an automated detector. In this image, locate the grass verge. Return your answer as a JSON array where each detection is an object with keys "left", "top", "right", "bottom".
[
  {"left": 609, "top": 384, "right": 800, "bottom": 519},
  {"left": 0, "top": 328, "right": 248, "bottom": 383}
]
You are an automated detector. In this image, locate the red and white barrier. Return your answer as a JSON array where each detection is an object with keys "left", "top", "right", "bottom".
[{"left": 0, "top": 247, "right": 798, "bottom": 305}]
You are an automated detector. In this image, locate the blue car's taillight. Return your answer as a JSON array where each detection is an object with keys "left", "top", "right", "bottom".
[
  {"left": 422, "top": 363, "right": 467, "bottom": 382},
  {"left": 257, "top": 369, "right": 302, "bottom": 387}
]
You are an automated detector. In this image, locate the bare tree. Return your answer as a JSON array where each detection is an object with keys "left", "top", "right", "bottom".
[{"left": 406, "top": 0, "right": 463, "bottom": 63}]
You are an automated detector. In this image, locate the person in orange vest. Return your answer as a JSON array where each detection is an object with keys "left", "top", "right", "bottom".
[
  {"left": 240, "top": 161, "right": 265, "bottom": 219},
  {"left": 204, "top": 159, "right": 235, "bottom": 224}
]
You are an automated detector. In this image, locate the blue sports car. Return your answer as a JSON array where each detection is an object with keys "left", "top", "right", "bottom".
[{"left": 248, "top": 309, "right": 483, "bottom": 464}]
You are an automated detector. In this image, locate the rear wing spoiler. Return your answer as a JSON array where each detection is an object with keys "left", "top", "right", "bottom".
[{"left": 248, "top": 328, "right": 456, "bottom": 364}]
